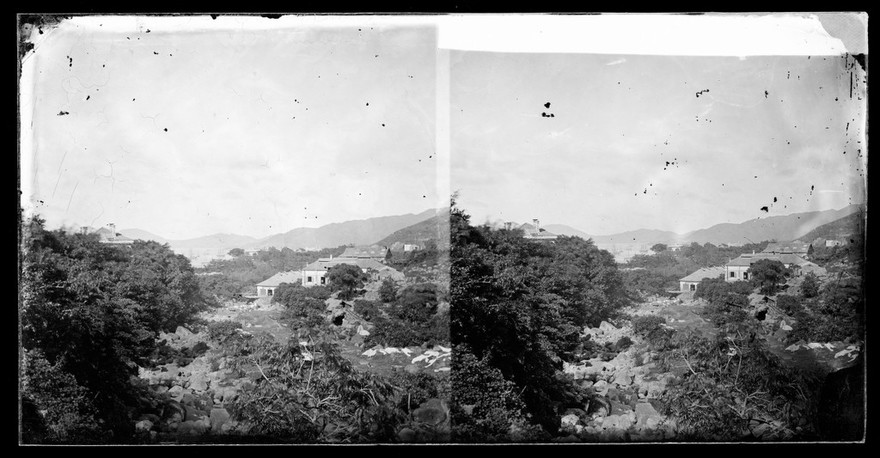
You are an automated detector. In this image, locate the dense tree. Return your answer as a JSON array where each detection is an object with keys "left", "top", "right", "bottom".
[
  {"left": 378, "top": 277, "right": 398, "bottom": 303},
  {"left": 801, "top": 272, "right": 820, "bottom": 298},
  {"left": 228, "top": 247, "right": 245, "bottom": 257},
  {"left": 748, "top": 259, "right": 788, "bottom": 295},
  {"left": 326, "top": 264, "right": 369, "bottom": 300},
  {"left": 449, "top": 198, "right": 626, "bottom": 435},
  {"left": 651, "top": 243, "right": 668, "bottom": 253},
  {"left": 20, "top": 216, "right": 209, "bottom": 442}
]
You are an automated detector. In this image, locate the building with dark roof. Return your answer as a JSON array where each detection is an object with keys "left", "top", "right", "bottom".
[
  {"left": 763, "top": 241, "right": 810, "bottom": 256},
  {"left": 339, "top": 245, "right": 388, "bottom": 261}
]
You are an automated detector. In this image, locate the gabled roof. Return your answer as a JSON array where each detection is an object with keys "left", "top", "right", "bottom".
[
  {"left": 302, "top": 257, "right": 387, "bottom": 272},
  {"left": 257, "top": 270, "right": 301, "bottom": 287},
  {"left": 727, "top": 253, "right": 809, "bottom": 267},
  {"left": 680, "top": 266, "right": 726, "bottom": 283},
  {"left": 340, "top": 245, "right": 387, "bottom": 258},
  {"left": 764, "top": 241, "right": 810, "bottom": 254}
]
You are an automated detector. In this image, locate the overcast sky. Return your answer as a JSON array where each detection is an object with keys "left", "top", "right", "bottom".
[
  {"left": 21, "top": 14, "right": 868, "bottom": 240},
  {"left": 451, "top": 51, "right": 867, "bottom": 235},
  {"left": 21, "top": 17, "right": 438, "bottom": 240}
]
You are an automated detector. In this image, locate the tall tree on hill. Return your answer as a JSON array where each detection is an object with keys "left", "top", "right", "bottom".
[
  {"left": 20, "top": 216, "right": 209, "bottom": 442},
  {"left": 326, "top": 264, "right": 368, "bottom": 300},
  {"left": 748, "top": 259, "right": 788, "bottom": 295},
  {"left": 449, "top": 195, "right": 629, "bottom": 436}
]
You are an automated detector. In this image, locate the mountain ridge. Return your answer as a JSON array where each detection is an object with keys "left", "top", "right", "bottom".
[{"left": 533, "top": 204, "right": 863, "bottom": 246}]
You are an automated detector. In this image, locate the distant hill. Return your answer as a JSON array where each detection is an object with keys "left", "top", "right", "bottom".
[
  {"left": 683, "top": 204, "right": 862, "bottom": 245},
  {"left": 246, "top": 208, "right": 441, "bottom": 250},
  {"left": 536, "top": 204, "right": 863, "bottom": 247},
  {"left": 591, "top": 229, "right": 684, "bottom": 245},
  {"left": 170, "top": 233, "right": 259, "bottom": 251},
  {"left": 797, "top": 208, "right": 866, "bottom": 244},
  {"left": 119, "top": 228, "right": 168, "bottom": 244},
  {"left": 543, "top": 224, "right": 591, "bottom": 239},
  {"left": 375, "top": 208, "right": 450, "bottom": 249}
]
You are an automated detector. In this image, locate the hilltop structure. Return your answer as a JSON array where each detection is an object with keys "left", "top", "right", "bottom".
[
  {"left": 518, "top": 218, "right": 559, "bottom": 241},
  {"left": 82, "top": 223, "right": 134, "bottom": 245}
]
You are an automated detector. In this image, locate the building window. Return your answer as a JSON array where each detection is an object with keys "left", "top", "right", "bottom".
[
  {"left": 730, "top": 271, "right": 736, "bottom": 278},
  {"left": 307, "top": 276, "right": 313, "bottom": 283},
  {"left": 268, "top": 289, "right": 274, "bottom": 296},
  {"left": 743, "top": 272, "right": 749, "bottom": 280},
  {"left": 320, "top": 277, "right": 326, "bottom": 285},
  {"left": 690, "top": 284, "right": 696, "bottom": 291}
]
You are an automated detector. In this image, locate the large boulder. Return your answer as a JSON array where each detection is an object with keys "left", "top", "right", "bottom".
[
  {"left": 592, "top": 380, "right": 609, "bottom": 395},
  {"left": 613, "top": 369, "right": 633, "bottom": 387},
  {"left": 635, "top": 402, "right": 662, "bottom": 429},
  {"left": 397, "top": 427, "right": 416, "bottom": 442},
  {"left": 176, "top": 326, "right": 194, "bottom": 339},
  {"left": 599, "top": 321, "right": 618, "bottom": 334},
  {"left": 135, "top": 419, "right": 153, "bottom": 433},
  {"left": 188, "top": 373, "right": 210, "bottom": 392},
  {"left": 162, "top": 400, "right": 186, "bottom": 423},
  {"left": 210, "top": 408, "right": 231, "bottom": 432},
  {"left": 412, "top": 398, "right": 449, "bottom": 426}
]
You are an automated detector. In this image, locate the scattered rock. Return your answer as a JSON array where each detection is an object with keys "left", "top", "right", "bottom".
[
  {"left": 138, "top": 413, "right": 160, "bottom": 424},
  {"left": 587, "top": 396, "right": 610, "bottom": 417},
  {"left": 599, "top": 321, "right": 618, "bottom": 334},
  {"left": 561, "top": 413, "right": 580, "bottom": 429},
  {"left": 135, "top": 419, "right": 153, "bottom": 433}
]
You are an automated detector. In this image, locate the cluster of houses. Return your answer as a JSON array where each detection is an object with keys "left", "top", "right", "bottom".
[
  {"left": 255, "top": 245, "right": 405, "bottom": 297},
  {"left": 678, "top": 241, "right": 827, "bottom": 292}
]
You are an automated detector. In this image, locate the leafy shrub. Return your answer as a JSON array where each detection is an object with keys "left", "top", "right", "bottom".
[
  {"left": 21, "top": 350, "right": 107, "bottom": 443},
  {"left": 748, "top": 259, "right": 789, "bottom": 295},
  {"left": 227, "top": 335, "right": 406, "bottom": 442},
  {"left": 701, "top": 293, "right": 751, "bottom": 331},
  {"left": 450, "top": 347, "right": 546, "bottom": 442},
  {"left": 326, "top": 264, "right": 369, "bottom": 300},
  {"left": 353, "top": 299, "right": 381, "bottom": 321},
  {"left": 631, "top": 315, "right": 675, "bottom": 349},
  {"left": 776, "top": 295, "right": 802, "bottom": 316},
  {"left": 388, "top": 370, "right": 450, "bottom": 415},
  {"left": 378, "top": 278, "right": 398, "bottom": 303},
  {"left": 207, "top": 320, "right": 243, "bottom": 344},
  {"left": 661, "top": 330, "right": 820, "bottom": 440},
  {"left": 695, "top": 278, "right": 753, "bottom": 303},
  {"left": 801, "top": 272, "right": 820, "bottom": 298}
]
